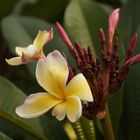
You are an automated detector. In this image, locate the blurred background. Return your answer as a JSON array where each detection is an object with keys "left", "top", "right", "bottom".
[
  {"left": 0, "top": 0, "right": 127, "bottom": 93},
  {"left": 0, "top": 0, "right": 140, "bottom": 140}
]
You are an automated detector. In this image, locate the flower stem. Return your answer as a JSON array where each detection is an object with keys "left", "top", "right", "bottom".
[
  {"left": 100, "top": 103, "right": 115, "bottom": 140},
  {"left": 72, "top": 117, "right": 96, "bottom": 140},
  {"left": 71, "top": 119, "right": 86, "bottom": 140}
]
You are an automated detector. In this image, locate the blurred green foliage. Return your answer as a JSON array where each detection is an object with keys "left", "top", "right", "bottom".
[{"left": 0, "top": 0, "right": 140, "bottom": 140}]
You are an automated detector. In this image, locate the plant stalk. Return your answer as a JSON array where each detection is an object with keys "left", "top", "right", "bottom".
[
  {"left": 72, "top": 117, "right": 96, "bottom": 140},
  {"left": 101, "top": 103, "right": 115, "bottom": 140}
]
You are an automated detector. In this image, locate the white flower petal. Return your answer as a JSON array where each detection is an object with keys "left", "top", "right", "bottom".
[
  {"left": 26, "top": 45, "right": 36, "bottom": 56},
  {"left": 16, "top": 46, "right": 26, "bottom": 56},
  {"left": 36, "top": 50, "right": 69, "bottom": 99},
  {"left": 66, "top": 96, "right": 82, "bottom": 123},
  {"left": 16, "top": 92, "right": 62, "bottom": 118},
  {"left": 6, "top": 57, "right": 22, "bottom": 66},
  {"left": 16, "top": 45, "right": 36, "bottom": 59},
  {"left": 33, "top": 29, "right": 53, "bottom": 52},
  {"left": 52, "top": 102, "right": 65, "bottom": 121},
  {"left": 66, "top": 74, "right": 93, "bottom": 102}
]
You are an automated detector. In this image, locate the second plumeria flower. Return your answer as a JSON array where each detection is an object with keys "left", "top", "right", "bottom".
[
  {"left": 16, "top": 50, "right": 93, "bottom": 122},
  {"left": 6, "top": 28, "right": 53, "bottom": 65}
]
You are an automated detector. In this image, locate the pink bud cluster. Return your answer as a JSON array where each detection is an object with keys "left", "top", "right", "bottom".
[{"left": 56, "top": 8, "right": 140, "bottom": 119}]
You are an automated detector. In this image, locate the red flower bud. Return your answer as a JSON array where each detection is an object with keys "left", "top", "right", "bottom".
[{"left": 108, "top": 8, "right": 120, "bottom": 56}]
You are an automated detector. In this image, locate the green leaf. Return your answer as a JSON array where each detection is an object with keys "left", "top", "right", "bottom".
[
  {"left": 0, "top": 76, "right": 47, "bottom": 140},
  {"left": 21, "top": 0, "right": 69, "bottom": 22},
  {"left": 64, "top": 0, "right": 108, "bottom": 57},
  {"left": 108, "top": 88, "right": 123, "bottom": 139},
  {"left": 0, "top": 76, "right": 70, "bottom": 140},
  {"left": 119, "top": 26, "right": 140, "bottom": 140},
  {"left": 0, "top": 132, "right": 13, "bottom": 140},
  {"left": 40, "top": 114, "right": 69, "bottom": 140},
  {"left": 0, "top": 0, "right": 18, "bottom": 19},
  {"left": 94, "top": 0, "right": 122, "bottom": 8},
  {"left": 119, "top": 0, "right": 140, "bottom": 47},
  {"left": 1, "top": 16, "right": 32, "bottom": 54}
]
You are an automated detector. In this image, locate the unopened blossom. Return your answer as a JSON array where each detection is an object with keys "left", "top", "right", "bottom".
[
  {"left": 6, "top": 29, "right": 53, "bottom": 65},
  {"left": 108, "top": 8, "right": 119, "bottom": 56},
  {"left": 16, "top": 50, "right": 93, "bottom": 122}
]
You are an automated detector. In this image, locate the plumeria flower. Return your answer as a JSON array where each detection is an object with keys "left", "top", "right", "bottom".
[
  {"left": 16, "top": 50, "right": 93, "bottom": 122},
  {"left": 6, "top": 29, "right": 53, "bottom": 65}
]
